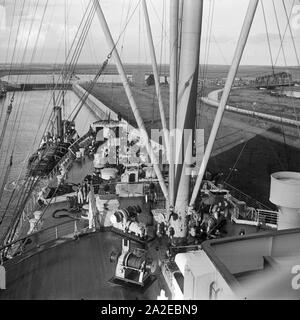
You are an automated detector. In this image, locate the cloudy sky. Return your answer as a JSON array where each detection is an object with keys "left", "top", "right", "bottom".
[{"left": 0, "top": 0, "right": 299, "bottom": 66}]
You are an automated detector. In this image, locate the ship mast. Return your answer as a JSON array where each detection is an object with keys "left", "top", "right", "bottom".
[
  {"left": 170, "top": 0, "right": 204, "bottom": 239},
  {"left": 169, "top": 0, "right": 179, "bottom": 208}
]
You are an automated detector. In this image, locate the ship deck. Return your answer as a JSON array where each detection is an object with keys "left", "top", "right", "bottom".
[
  {"left": 0, "top": 150, "right": 173, "bottom": 300},
  {"left": 85, "top": 83, "right": 300, "bottom": 207},
  {"left": 0, "top": 100, "right": 278, "bottom": 299},
  {"left": 0, "top": 230, "right": 171, "bottom": 300}
]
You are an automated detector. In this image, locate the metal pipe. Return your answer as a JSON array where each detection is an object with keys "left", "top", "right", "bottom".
[
  {"left": 169, "top": 0, "right": 179, "bottom": 208},
  {"left": 142, "top": 0, "right": 169, "bottom": 155},
  {"left": 93, "top": 0, "right": 169, "bottom": 202},
  {"left": 189, "top": 0, "right": 259, "bottom": 207}
]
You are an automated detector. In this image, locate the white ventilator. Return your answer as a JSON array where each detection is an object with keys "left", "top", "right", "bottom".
[{"left": 270, "top": 172, "right": 300, "bottom": 230}]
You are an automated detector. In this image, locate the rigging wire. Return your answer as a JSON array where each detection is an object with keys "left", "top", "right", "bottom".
[
  {"left": 0, "top": 2, "right": 56, "bottom": 228},
  {"left": 273, "top": 0, "right": 296, "bottom": 66},
  {"left": 281, "top": 0, "right": 300, "bottom": 66},
  {"left": 2, "top": 0, "right": 142, "bottom": 242},
  {"left": 261, "top": 0, "right": 275, "bottom": 76},
  {"left": 0, "top": 0, "right": 50, "bottom": 226},
  {"left": 0, "top": 0, "right": 17, "bottom": 126},
  {"left": 66, "top": 0, "right": 142, "bottom": 123},
  {"left": 35, "top": 0, "right": 96, "bottom": 142},
  {"left": 271, "top": 0, "right": 287, "bottom": 66},
  {"left": 0, "top": 0, "right": 51, "bottom": 216},
  {"left": 0, "top": 0, "right": 45, "bottom": 176},
  {"left": 7, "top": 0, "right": 26, "bottom": 82},
  {"left": 197, "top": 0, "right": 215, "bottom": 131},
  {"left": 0, "top": 153, "right": 13, "bottom": 210},
  {"left": 0, "top": 96, "right": 14, "bottom": 148},
  {"left": 27, "top": 0, "right": 145, "bottom": 237},
  {"left": 120, "top": 0, "right": 133, "bottom": 59},
  {"left": 224, "top": 140, "right": 248, "bottom": 183}
]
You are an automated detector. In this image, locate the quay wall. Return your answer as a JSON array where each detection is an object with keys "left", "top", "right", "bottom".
[
  {"left": 203, "top": 89, "right": 300, "bottom": 129},
  {"left": 72, "top": 83, "right": 119, "bottom": 121}
]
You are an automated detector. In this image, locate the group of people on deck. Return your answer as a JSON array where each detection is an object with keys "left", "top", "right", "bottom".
[{"left": 76, "top": 180, "right": 91, "bottom": 205}]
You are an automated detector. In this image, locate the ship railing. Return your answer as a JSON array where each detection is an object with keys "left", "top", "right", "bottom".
[
  {"left": 201, "top": 181, "right": 278, "bottom": 228},
  {"left": 47, "top": 130, "right": 93, "bottom": 181},
  {"left": 232, "top": 209, "right": 278, "bottom": 229},
  {"left": 0, "top": 219, "right": 91, "bottom": 263},
  {"left": 257, "top": 209, "right": 278, "bottom": 228},
  {"left": 223, "top": 182, "right": 271, "bottom": 211},
  {"left": 47, "top": 151, "right": 73, "bottom": 180}
]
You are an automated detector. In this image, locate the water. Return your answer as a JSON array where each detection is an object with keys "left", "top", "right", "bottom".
[
  {"left": 0, "top": 88, "right": 98, "bottom": 237},
  {"left": 1, "top": 73, "right": 169, "bottom": 84},
  {"left": 1, "top": 74, "right": 125, "bottom": 84}
]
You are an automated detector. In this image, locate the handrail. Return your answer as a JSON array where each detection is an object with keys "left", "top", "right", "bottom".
[
  {"left": 200, "top": 180, "right": 278, "bottom": 228},
  {"left": 223, "top": 182, "right": 271, "bottom": 210},
  {"left": 0, "top": 219, "right": 82, "bottom": 256},
  {"left": 257, "top": 209, "right": 278, "bottom": 226}
]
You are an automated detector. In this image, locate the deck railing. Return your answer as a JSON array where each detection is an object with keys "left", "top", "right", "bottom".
[
  {"left": 0, "top": 219, "right": 90, "bottom": 263},
  {"left": 231, "top": 209, "right": 278, "bottom": 229},
  {"left": 257, "top": 209, "right": 278, "bottom": 227},
  {"left": 223, "top": 182, "right": 271, "bottom": 211},
  {"left": 200, "top": 180, "right": 278, "bottom": 229}
]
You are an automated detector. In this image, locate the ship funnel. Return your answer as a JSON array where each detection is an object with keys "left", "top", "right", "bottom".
[{"left": 270, "top": 171, "right": 300, "bottom": 230}]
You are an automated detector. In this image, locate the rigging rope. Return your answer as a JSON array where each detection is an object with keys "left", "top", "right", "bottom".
[
  {"left": 281, "top": 0, "right": 300, "bottom": 66},
  {"left": 0, "top": 0, "right": 47, "bottom": 181},
  {"left": 0, "top": 95, "right": 14, "bottom": 148},
  {"left": 0, "top": 153, "right": 13, "bottom": 209},
  {"left": 0, "top": 0, "right": 103, "bottom": 242},
  {"left": 35, "top": 0, "right": 96, "bottom": 143},
  {"left": 272, "top": 0, "right": 287, "bottom": 66},
  {"left": 273, "top": 0, "right": 296, "bottom": 66},
  {"left": 2, "top": 0, "right": 142, "bottom": 246},
  {"left": 66, "top": 0, "right": 142, "bottom": 123},
  {"left": 68, "top": 53, "right": 112, "bottom": 122},
  {"left": 7, "top": 0, "right": 26, "bottom": 82},
  {"left": 261, "top": 0, "right": 275, "bottom": 76}
]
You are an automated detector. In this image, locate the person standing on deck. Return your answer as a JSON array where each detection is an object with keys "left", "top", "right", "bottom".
[
  {"left": 83, "top": 179, "right": 89, "bottom": 202},
  {"left": 87, "top": 185, "right": 98, "bottom": 230},
  {"left": 77, "top": 184, "right": 84, "bottom": 206}
]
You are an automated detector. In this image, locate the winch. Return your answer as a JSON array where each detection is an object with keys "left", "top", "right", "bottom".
[{"left": 110, "top": 239, "right": 157, "bottom": 286}]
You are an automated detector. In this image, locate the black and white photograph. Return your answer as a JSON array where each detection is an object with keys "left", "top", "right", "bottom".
[{"left": 0, "top": 0, "right": 300, "bottom": 305}]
